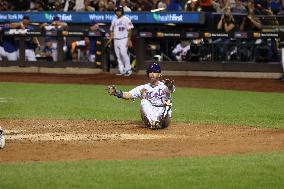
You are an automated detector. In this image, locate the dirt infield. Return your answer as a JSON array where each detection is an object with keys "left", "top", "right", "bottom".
[
  {"left": 0, "top": 73, "right": 283, "bottom": 162},
  {"left": 1, "top": 119, "right": 284, "bottom": 162}
]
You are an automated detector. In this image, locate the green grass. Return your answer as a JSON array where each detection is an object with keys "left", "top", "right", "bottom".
[
  {"left": 0, "top": 82, "right": 284, "bottom": 128},
  {"left": 0, "top": 82, "right": 283, "bottom": 189},
  {"left": 0, "top": 152, "right": 283, "bottom": 189}
]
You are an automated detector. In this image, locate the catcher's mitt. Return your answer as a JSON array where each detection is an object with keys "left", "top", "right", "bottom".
[
  {"left": 162, "top": 78, "right": 174, "bottom": 91},
  {"left": 140, "top": 88, "right": 148, "bottom": 98},
  {"left": 106, "top": 85, "right": 118, "bottom": 96},
  {"left": 106, "top": 85, "right": 123, "bottom": 98}
]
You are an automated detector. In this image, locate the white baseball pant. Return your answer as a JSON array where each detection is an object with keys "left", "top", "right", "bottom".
[
  {"left": 0, "top": 46, "right": 5, "bottom": 61},
  {"left": 6, "top": 50, "right": 19, "bottom": 61},
  {"left": 114, "top": 38, "right": 131, "bottom": 74},
  {"left": 25, "top": 49, "right": 37, "bottom": 61},
  {"left": 140, "top": 99, "right": 171, "bottom": 128}
]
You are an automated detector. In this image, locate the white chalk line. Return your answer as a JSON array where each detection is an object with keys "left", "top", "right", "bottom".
[
  {"left": 5, "top": 132, "right": 183, "bottom": 141},
  {"left": 0, "top": 97, "right": 13, "bottom": 103}
]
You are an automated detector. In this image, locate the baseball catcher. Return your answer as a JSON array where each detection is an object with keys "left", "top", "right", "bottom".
[{"left": 107, "top": 63, "right": 175, "bottom": 129}]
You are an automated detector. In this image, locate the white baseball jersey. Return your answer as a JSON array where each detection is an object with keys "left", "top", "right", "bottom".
[
  {"left": 172, "top": 43, "right": 190, "bottom": 56},
  {"left": 129, "top": 81, "right": 175, "bottom": 106},
  {"left": 110, "top": 15, "right": 134, "bottom": 75},
  {"left": 129, "top": 81, "right": 175, "bottom": 128},
  {"left": 110, "top": 16, "right": 134, "bottom": 39}
]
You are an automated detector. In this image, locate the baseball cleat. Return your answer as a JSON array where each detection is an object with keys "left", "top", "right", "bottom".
[
  {"left": 0, "top": 127, "right": 5, "bottom": 149},
  {"left": 124, "top": 70, "right": 132, "bottom": 76},
  {"left": 115, "top": 72, "right": 124, "bottom": 76},
  {"left": 150, "top": 121, "right": 162, "bottom": 130}
]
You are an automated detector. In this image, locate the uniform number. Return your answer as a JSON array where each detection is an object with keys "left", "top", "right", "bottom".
[{"left": 118, "top": 27, "right": 125, "bottom": 31}]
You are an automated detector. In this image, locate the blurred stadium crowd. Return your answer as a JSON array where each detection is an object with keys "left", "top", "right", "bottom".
[
  {"left": 0, "top": 0, "right": 284, "bottom": 64},
  {"left": 0, "top": 0, "right": 282, "bottom": 14}
]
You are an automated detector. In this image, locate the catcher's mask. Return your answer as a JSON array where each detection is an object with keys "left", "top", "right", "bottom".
[
  {"left": 146, "top": 63, "right": 161, "bottom": 77},
  {"left": 115, "top": 5, "right": 124, "bottom": 15}
]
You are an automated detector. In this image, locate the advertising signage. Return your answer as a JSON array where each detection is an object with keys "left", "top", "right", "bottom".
[{"left": 0, "top": 12, "right": 204, "bottom": 24}]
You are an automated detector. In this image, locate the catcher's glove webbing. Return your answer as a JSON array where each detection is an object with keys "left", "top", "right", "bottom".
[
  {"left": 107, "top": 85, "right": 123, "bottom": 98},
  {"left": 162, "top": 78, "right": 174, "bottom": 91}
]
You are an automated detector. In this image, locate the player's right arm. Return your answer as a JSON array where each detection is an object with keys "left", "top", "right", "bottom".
[
  {"left": 120, "top": 92, "right": 133, "bottom": 99},
  {"left": 127, "top": 29, "right": 132, "bottom": 48},
  {"left": 126, "top": 17, "right": 134, "bottom": 48},
  {"left": 107, "top": 85, "right": 133, "bottom": 99},
  {"left": 107, "top": 85, "right": 145, "bottom": 100},
  {"left": 107, "top": 88, "right": 133, "bottom": 100}
]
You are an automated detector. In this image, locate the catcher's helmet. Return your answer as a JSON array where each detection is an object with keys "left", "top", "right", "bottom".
[
  {"left": 115, "top": 5, "right": 124, "bottom": 15},
  {"left": 146, "top": 63, "right": 161, "bottom": 76}
]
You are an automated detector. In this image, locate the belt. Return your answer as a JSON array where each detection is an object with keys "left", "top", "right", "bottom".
[
  {"left": 114, "top": 37, "right": 128, "bottom": 40},
  {"left": 152, "top": 104, "right": 166, "bottom": 107}
]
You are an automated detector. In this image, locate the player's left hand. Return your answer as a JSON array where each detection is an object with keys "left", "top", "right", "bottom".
[
  {"left": 140, "top": 88, "right": 148, "bottom": 98},
  {"left": 127, "top": 40, "right": 132, "bottom": 48},
  {"left": 162, "top": 78, "right": 174, "bottom": 90},
  {"left": 106, "top": 85, "right": 117, "bottom": 96}
]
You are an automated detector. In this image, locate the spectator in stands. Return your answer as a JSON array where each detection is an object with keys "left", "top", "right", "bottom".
[
  {"left": 277, "top": 2, "right": 284, "bottom": 14},
  {"left": 217, "top": 8, "right": 236, "bottom": 32},
  {"left": 269, "top": 0, "right": 284, "bottom": 14},
  {"left": 254, "top": 0, "right": 279, "bottom": 25},
  {"left": 63, "top": 0, "right": 76, "bottom": 11},
  {"left": 95, "top": 0, "right": 107, "bottom": 11},
  {"left": 38, "top": 0, "right": 58, "bottom": 10},
  {"left": 231, "top": 0, "right": 247, "bottom": 13},
  {"left": 166, "top": 0, "right": 182, "bottom": 11},
  {"left": 54, "top": 0, "right": 63, "bottom": 11},
  {"left": 151, "top": 0, "right": 160, "bottom": 10},
  {"left": 135, "top": 0, "right": 153, "bottom": 11},
  {"left": 172, "top": 40, "right": 191, "bottom": 62},
  {"left": 239, "top": 3, "right": 265, "bottom": 62},
  {"left": 200, "top": 0, "right": 214, "bottom": 12},
  {"left": 212, "top": 0, "right": 230, "bottom": 13},
  {"left": 253, "top": 0, "right": 269, "bottom": 14},
  {"left": 10, "top": 0, "right": 29, "bottom": 11},
  {"left": 120, "top": 0, "right": 132, "bottom": 12},
  {"left": 92, "top": 0, "right": 99, "bottom": 10},
  {"left": 268, "top": 0, "right": 282, "bottom": 14},
  {"left": 30, "top": 0, "right": 44, "bottom": 11},
  {"left": 107, "top": 0, "right": 116, "bottom": 11},
  {"left": 157, "top": 0, "right": 167, "bottom": 10},
  {"left": 240, "top": 4, "right": 262, "bottom": 31},
  {"left": 184, "top": 0, "right": 201, "bottom": 11},
  {"left": 73, "top": 0, "right": 86, "bottom": 11},
  {"left": 252, "top": 0, "right": 279, "bottom": 62},
  {"left": 214, "top": 8, "right": 236, "bottom": 61},
  {"left": 0, "top": 0, "right": 13, "bottom": 11},
  {"left": 77, "top": 0, "right": 95, "bottom": 11}
]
